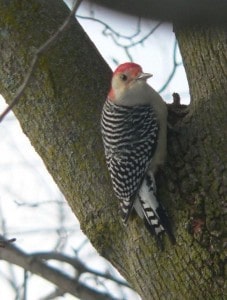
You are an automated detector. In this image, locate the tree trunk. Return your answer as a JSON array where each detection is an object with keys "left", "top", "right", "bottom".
[{"left": 0, "top": 1, "right": 226, "bottom": 299}]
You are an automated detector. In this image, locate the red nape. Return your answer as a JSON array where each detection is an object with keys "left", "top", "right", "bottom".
[{"left": 108, "top": 88, "right": 115, "bottom": 100}]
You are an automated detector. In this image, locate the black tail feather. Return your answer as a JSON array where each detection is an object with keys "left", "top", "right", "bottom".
[
  {"left": 143, "top": 217, "right": 164, "bottom": 250},
  {"left": 156, "top": 205, "right": 176, "bottom": 245},
  {"left": 143, "top": 204, "right": 176, "bottom": 250}
]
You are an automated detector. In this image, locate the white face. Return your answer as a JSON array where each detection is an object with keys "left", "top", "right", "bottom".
[
  {"left": 111, "top": 70, "right": 138, "bottom": 99},
  {"left": 109, "top": 69, "right": 153, "bottom": 106}
]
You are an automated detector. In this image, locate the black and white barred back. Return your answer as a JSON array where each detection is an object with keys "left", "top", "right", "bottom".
[{"left": 101, "top": 99, "right": 175, "bottom": 248}]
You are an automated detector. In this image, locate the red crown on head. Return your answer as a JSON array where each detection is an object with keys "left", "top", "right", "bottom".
[{"left": 113, "top": 62, "right": 142, "bottom": 76}]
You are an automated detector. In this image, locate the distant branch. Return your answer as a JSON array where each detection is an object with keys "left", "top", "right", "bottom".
[
  {"left": 106, "top": 21, "right": 162, "bottom": 62},
  {"left": 77, "top": 13, "right": 161, "bottom": 63},
  {"left": 40, "top": 288, "right": 64, "bottom": 300},
  {"left": 0, "top": 0, "right": 83, "bottom": 123},
  {"left": 77, "top": 14, "right": 142, "bottom": 40},
  {"left": 32, "top": 251, "right": 130, "bottom": 288},
  {"left": 0, "top": 235, "right": 122, "bottom": 300}
]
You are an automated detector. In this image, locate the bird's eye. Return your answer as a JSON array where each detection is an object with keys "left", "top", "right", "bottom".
[{"left": 120, "top": 74, "right": 127, "bottom": 81}]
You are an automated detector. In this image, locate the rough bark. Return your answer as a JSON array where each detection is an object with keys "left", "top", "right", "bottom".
[{"left": 0, "top": 1, "right": 226, "bottom": 299}]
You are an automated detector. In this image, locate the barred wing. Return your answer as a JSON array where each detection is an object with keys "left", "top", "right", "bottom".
[{"left": 101, "top": 100, "right": 159, "bottom": 201}]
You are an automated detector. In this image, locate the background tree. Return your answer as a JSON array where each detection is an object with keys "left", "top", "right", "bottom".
[{"left": 0, "top": 0, "right": 226, "bottom": 299}]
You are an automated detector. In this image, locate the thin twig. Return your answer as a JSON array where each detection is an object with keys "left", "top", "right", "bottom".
[
  {"left": 105, "top": 21, "right": 162, "bottom": 62},
  {"left": 23, "top": 270, "right": 28, "bottom": 300},
  {"left": 77, "top": 14, "right": 142, "bottom": 40},
  {"left": 0, "top": 0, "right": 83, "bottom": 123}
]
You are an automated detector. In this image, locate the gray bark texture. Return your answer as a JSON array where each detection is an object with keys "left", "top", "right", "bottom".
[{"left": 0, "top": 1, "right": 226, "bottom": 299}]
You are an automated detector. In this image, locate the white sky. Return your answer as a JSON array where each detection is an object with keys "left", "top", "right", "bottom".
[
  {"left": 0, "top": 1, "right": 189, "bottom": 299},
  {"left": 74, "top": 1, "right": 189, "bottom": 103}
]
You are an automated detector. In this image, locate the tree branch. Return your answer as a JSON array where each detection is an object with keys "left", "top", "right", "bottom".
[
  {"left": 32, "top": 251, "right": 130, "bottom": 288},
  {"left": 0, "top": 235, "right": 121, "bottom": 300},
  {"left": 88, "top": 0, "right": 227, "bottom": 25}
]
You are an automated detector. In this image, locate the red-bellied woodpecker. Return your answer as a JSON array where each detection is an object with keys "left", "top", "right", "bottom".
[{"left": 101, "top": 62, "right": 175, "bottom": 249}]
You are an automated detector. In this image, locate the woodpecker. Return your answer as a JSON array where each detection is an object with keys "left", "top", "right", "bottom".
[{"left": 101, "top": 62, "right": 175, "bottom": 249}]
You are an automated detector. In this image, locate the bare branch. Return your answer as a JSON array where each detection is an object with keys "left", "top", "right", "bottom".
[
  {"left": 22, "top": 270, "right": 28, "bottom": 300},
  {"left": 32, "top": 251, "right": 130, "bottom": 288},
  {"left": 77, "top": 14, "right": 142, "bottom": 40},
  {"left": 0, "top": 235, "right": 121, "bottom": 300},
  {"left": 77, "top": 13, "right": 162, "bottom": 63},
  {"left": 39, "top": 288, "right": 64, "bottom": 300},
  {"left": 0, "top": 0, "right": 83, "bottom": 123}
]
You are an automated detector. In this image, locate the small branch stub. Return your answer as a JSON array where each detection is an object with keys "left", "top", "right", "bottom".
[
  {"left": 167, "top": 92, "right": 189, "bottom": 126},
  {"left": 0, "top": 238, "right": 16, "bottom": 248}
]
